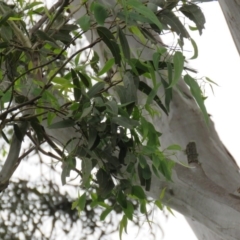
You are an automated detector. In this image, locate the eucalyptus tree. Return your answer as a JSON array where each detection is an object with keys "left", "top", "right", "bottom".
[{"left": 0, "top": 1, "right": 240, "bottom": 240}]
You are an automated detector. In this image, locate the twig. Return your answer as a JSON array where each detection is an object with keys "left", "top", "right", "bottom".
[{"left": 29, "top": 0, "right": 65, "bottom": 36}]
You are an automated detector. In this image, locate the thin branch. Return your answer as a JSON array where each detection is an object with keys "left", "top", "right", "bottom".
[
  {"left": 0, "top": 121, "right": 29, "bottom": 191},
  {"left": 29, "top": 0, "right": 65, "bottom": 36},
  {"left": 0, "top": 96, "right": 41, "bottom": 120}
]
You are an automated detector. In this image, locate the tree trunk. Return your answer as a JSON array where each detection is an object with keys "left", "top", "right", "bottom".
[{"left": 218, "top": 0, "right": 240, "bottom": 55}]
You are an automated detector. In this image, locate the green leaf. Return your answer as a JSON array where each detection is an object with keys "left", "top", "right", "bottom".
[
  {"left": 71, "top": 192, "right": 87, "bottom": 212},
  {"left": 138, "top": 81, "right": 168, "bottom": 115},
  {"left": 117, "top": 11, "right": 152, "bottom": 25},
  {"left": 0, "top": 25, "right": 13, "bottom": 42},
  {"left": 122, "top": 201, "right": 134, "bottom": 220},
  {"left": 78, "top": 192, "right": 87, "bottom": 211},
  {"left": 117, "top": 191, "right": 127, "bottom": 209},
  {"left": 158, "top": 159, "right": 174, "bottom": 181},
  {"left": 100, "top": 207, "right": 112, "bottom": 220},
  {"left": 128, "top": 25, "right": 146, "bottom": 43},
  {"left": 154, "top": 199, "right": 163, "bottom": 210},
  {"left": 106, "top": 100, "right": 118, "bottom": 115},
  {"left": 90, "top": 51, "right": 100, "bottom": 73},
  {"left": 184, "top": 74, "right": 209, "bottom": 124},
  {"left": 119, "top": 215, "right": 128, "bottom": 240},
  {"left": 139, "top": 155, "right": 147, "bottom": 168},
  {"left": 131, "top": 185, "right": 146, "bottom": 199},
  {"left": 142, "top": 164, "right": 152, "bottom": 180},
  {"left": 128, "top": 0, "right": 162, "bottom": 31},
  {"left": 167, "top": 206, "right": 175, "bottom": 216},
  {"left": 169, "top": 51, "right": 184, "bottom": 88},
  {"left": 96, "top": 169, "right": 115, "bottom": 199},
  {"left": 157, "top": 10, "right": 189, "bottom": 39},
  {"left": 205, "top": 77, "right": 218, "bottom": 86},
  {"left": 140, "top": 199, "right": 147, "bottom": 213},
  {"left": 36, "top": 30, "right": 57, "bottom": 45},
  {"left": 80, "top": 105, "right": 92, "bottom": 119},
  {"left": 87, "top": 82, "right": 105, "bottom": 98},
  {"left": 112, "top": 116, "right": 138, "bottom": 129},
  {"left": 92, "top": 2, "right": 108, "bottom": 25},
  {"left": 97, "top": 27, "right": 121, "bottom": 65},
  {"left": 30, "top": 118, "right": 44, "bottom": 143},
  {"left": 152, "top": 154, "right": 160, "bottom": 169},
  {"left": 166, "top": 144, "right": 182, "bottom": 151},
  {"left": 71, "top": 69, "right": 81, "bottom": 101},
  {"left": 145, "top": 178, "right": 151, "bottom": 191},
  {"left": 13, "top": 124, "right": 24, "bottom": 142},
  {"left": 1, "top": 130, "right": 9, "bottom": 144},
  {"left": 48, "top": 119, "right": 75, "bottom": 129},
  {"left": 190, "top": 38, "right": 198, "bottom": 59},
  {"left": 161, "top": 77, "right": 172, "bottom": 112},
  {"left": 179, "top": 3, "right": 205, "bottom": 35},
  {"left": 118, "top": 26, "right": 131, "bottom": 60},
  {"left": 52, "top": 77, "right": 73, "bottom": 86},
  {"left": 140, "top": 27, "right": 157, "bottom": 44},
  {"left": 159, "top": 187, "right": 166, "bottom": 200},
  {"left": 152, "top": 52, "right": 161, "bottom": 74},
  {"left": 97, "top": 58, "right": 114, "bottom": 76},
  {"left": 88, "top": 128, "right": 100, "bottom": 150},
  {"left": 76, "top": 15, "right": 91, "bottom": 31},
  {"left": 77, "top": 71, "right": 91, "bottom": 88},
  {"left": 81, "top": 158, "right": 92, "bottom": 186}
]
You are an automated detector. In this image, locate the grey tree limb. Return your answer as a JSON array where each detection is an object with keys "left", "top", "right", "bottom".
[{"left": 0, "top": 121, "right": 29, "bottom": 192}]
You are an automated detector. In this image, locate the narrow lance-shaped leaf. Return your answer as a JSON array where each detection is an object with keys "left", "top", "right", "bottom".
[
  {"left": 77, "top": 71, "right": 91, "bottom": 88},
  {"left": 112, "top": 116, "right": 139, "bottom": 129},
  {"left": 71, "top": 69, "right": 81, "bottom": 101},
  {"left": 157, "top": 9, "right": 189, "bottom": 39},
  {"left": 1, "top": 130, "right": 9, "bottom": 144},
  {"left": 100, "top": 207, "right": 112, "bottom": 220},
  {"left": 30, "top": 117, "right": 44, "bottom": 143},
  {"left": 87, "top": 82, "right": 105, "bottom": 98},
  {"left": 97, "top": 27, "right": 121, "bottom": 65},
  {"left": 179, "top": 3, "right": 205, "bottom": 35},
  {"left": 36, "top": 30, "right": 58, "bottom": 45},
  {"left": 128, "top": 0, "right": 162, "bottom": 31},
  {"left": 48, "top": 119, "right": 75, "bottom": 129},
  {"left": 119, "top": 215, "right": 128, "bottom": 240},
  {"left": 97, "top": 58, "right": 115, "bottom": 76},
  {"left": 184, "top": 74, "right": 209, "bottom": 124},
  {"left": 91, "top": 2, "right": 108, "bottom": 25},
  {"left": 139, "top": 81, "right": 168, "bottom": 115},
  {"left": 169, "top": 51, "right": 185, "bottom": 88},
  {"left": 131, "top": 185, "right": 146, "bottom": 199},
  {"left": 190, "top": 38, "right": 198, "bottom": 59},
  {"left": 118, "top": 26, "right": 131, "bottom": 60},
  {"left": 13, "top": 124, "right": 24, "bottom": 142}
]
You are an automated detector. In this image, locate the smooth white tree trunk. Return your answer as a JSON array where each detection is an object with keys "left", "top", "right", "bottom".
[{"left": 218, "top": 0, "right": 240, "bottom": 55}]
